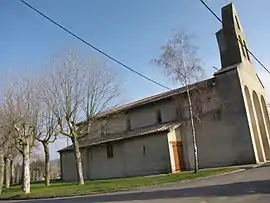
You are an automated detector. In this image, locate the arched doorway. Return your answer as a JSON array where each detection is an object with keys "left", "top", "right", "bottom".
[
  {"left": 253, "top": 91, "right": 270, "bottom": 160},
  {"left": 244, "top": 86, "right": 264, "bottom": 162}
]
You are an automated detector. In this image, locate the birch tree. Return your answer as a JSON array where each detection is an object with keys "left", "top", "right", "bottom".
[
  {"left": 4, "top": 78, "right": 39, "bottom": 194},
  {"left": 153, "top": 31, "right": 205, "bottom": 173},
  {"left": 35, "top": 106, "right": 58, "bottom": 186},
  {"left": 42, "top": 51, "right": 120, "bottom": 184}
]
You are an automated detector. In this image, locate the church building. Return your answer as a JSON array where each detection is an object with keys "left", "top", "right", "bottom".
[{"left": 59, "top": 3, "right": 270, "bottom": 181}]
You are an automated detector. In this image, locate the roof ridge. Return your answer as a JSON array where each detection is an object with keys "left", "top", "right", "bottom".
[{"left": 77, "top": 77, "right": 213, "bottom": 126}]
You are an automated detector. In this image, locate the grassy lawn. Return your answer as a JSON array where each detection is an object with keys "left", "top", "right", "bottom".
[{"left": 0, "top": 168, "right": 238, "bottom": 200}]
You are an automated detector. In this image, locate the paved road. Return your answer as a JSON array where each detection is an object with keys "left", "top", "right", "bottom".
[{"left": 5, "top": 164, "right": 270, "bottom": 203}]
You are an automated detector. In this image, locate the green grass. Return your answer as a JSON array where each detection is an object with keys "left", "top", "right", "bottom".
[{"left": 0, "top": 168, "right": 238, "bottom": 200}]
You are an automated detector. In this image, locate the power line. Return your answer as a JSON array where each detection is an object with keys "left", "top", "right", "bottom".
[
  {"left": 200, "top": 0, "right": 270, "bottom": 74},
  {"left": 19, "top": 0, "right": 172, "bottom": 91}
]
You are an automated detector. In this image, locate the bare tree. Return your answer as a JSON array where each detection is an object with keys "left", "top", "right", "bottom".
[
  {"left": 0, "top": 107, "right": 15, "bottom": 194},
  {"left": 0, "top": 151, "right": 4, "bottom": 195},
  {"left": 35, "top": 106, "right": 58, "bottom": 186},
  {"left": 3, "top": 78, "right": 39, "bottom": 194},
  {"left": 153, "top": 31, "right": 205, "bottom": 173},
  {"left": 41, "top": 51, "right": 120, "bottom": 184},
  {"left": 3, "top": 144, "right": 19, "bottom": 189},
  {"left": 0, "top": 124, "right": 8, "bottom": 194}
]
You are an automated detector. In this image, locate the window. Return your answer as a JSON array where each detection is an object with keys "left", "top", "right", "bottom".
[
  {"left": 235, "top": 15, "right": 241, "bottom": 30},
  {"left": 90, "top": 150, "right": 94, "bottom": 160},
  {"left": 126, "top": 117, "right": 131, "bottom": 130},
  {"left": 213, "top": 108, "right": 222, "bottom": 120},
  {"left": 100, "top": 124, "right": 104, "bottom": 136},
  {"left": 142, "top": 145, "right": 146, "bottom": 156},
  {"left": 175, "top": 108, "right": 179, "bottom": 117},
  {"left": 243, "top": 40, "right": 250, "bottom": 61},
  {"left": 107, "top": 143, "right": 114, "bottom": 158},
  {"left": 238, "top": 35, "right": 246, "bottom": 58},
  {"left": 156, "top": 109, "right": 162, "bottom": 123},
  {"left": 101, "top": 123, "right": 108, "bottom": 136}
]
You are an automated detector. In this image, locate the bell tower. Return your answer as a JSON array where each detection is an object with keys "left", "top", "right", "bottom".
[{"left": 216, "top": 3, "right": 251, "bottom": 69}]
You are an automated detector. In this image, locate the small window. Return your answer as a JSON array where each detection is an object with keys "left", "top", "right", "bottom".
[
  {"left": 142, "top": 145, "right": 146, "bottom": 156},
  {"left": 156, "top": 109, "right": 162, "bottom": 123},
  {"left": 101, "top": 124, "right": 108, "bottom": 136},
  {"left": 107, "top": 143, "right": 114, "bottom": 158},
  {"left": 213, "top": 109, "right": 222, "bottom": 120},
  {"left": 235, "top": 15, "right": 241, "bottom": 30},
  {"left": 100, "top": 124, "right": 104, "bottom": 136},
  {"left": 126, "top": 117, "right": 131, "bottom": 130},
  {"left": 175, "top": 108, "right": 179, "bottom": 117},
  {"left": 90, "top": 150, "right": 94, "bottom": 160},
  {"left": 238, "top": 35, "right": 246, "bottom": 58},
  {"left": 243, "top": 40, "right": 250, "bottom": 61}
]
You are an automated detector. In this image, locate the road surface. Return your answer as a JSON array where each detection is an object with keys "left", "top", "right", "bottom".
[{"left": 5, "top": 164, "right": 270, "bottom": 203}]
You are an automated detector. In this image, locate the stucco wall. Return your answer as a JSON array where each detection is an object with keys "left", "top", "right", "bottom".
[
  {"left": 237, "top": 62, "right": 270, "bottom": 162},
  {"left": 127, "top": 99, "right": 178, "bottom": 130},
  {"left": 79, "top": 98, "right": 179, "bottom": 140},
  {"left": 60, "top": 151, "right": 78, "bottom": 181},
  {"left": 183, "top": 69, "right": 256, "bottom": 170},
  {"left": 61, "top": 132, "right": 171, "bottom": 181},
  {"left": 87, "top": 142, "right": 126, "bottom": 180},
  {"left": 87, "top": 132, "right": 171, "bottom": 180}
]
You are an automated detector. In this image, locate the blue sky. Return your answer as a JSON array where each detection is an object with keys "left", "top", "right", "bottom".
[{"left": 1, "top": 0, "right": 270, "bottom": 159}]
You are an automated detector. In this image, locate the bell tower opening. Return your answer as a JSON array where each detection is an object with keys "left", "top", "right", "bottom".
[{"left": 216, "top": 3, "right": 252, "bottom": 69}]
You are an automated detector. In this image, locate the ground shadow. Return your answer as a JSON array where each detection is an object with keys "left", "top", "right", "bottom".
[{"left": 21, "top": 179, "right": 270, "bottom": 203}]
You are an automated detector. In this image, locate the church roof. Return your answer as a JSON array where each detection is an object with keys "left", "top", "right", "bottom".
[
  {"left": 77, "top": 77, "right": 215, "bottom": 126},
  {"left": 58, "top": 121, "right": 181, "bottom": 152}
]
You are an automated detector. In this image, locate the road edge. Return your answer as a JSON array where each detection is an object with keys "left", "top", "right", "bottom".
[{"left": 0, "top": 166, "right": 260, "bottom": 202}]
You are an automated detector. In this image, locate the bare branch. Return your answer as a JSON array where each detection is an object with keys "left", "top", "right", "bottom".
[
  {"left": 40, "top": 49, "right": 121, "bottom": 184},
  {"left": 153, "top": 30, "right": 205, "bottom": 173}
]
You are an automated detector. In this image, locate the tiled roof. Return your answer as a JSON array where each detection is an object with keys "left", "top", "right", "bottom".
[
  {"left": 58, "top": 121, "right": 181, "bottom": 152},
  {"left": 77, "top": 77, "right": 214, "bottom": 126}
]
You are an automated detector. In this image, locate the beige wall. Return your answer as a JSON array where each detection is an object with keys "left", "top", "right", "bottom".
[
  {"left": 181, "top": 69, "right": 256, "bottom": 170},
  {"left": 60, "top": 151, "right": 77, "bottom": 181},
  {"left": 238, "top": 62, "right": 270, "bottom": 162},
  {"left": 214, "top": 2, "right": 270, "bottom": 165},
  {"left": 62, "top": 69, "right": 261, "bottom": 180},
  {"left": 63, "top": 64, "right": 270, "bottom": 181},
  {"left": 79, "top": 99, "right": 179, "bottom": 140},
  {"left": 127, "top": 99, "right": 178, "bottom": 130},
  {"left": 61, "top": 132, "right": 171, "bottom": 181},
  {"left": 122, "top": 132, "right": 171, "bottom": 177}
]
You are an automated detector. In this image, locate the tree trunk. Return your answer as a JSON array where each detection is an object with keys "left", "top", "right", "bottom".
[
  {"left": 43, "top": 142, "right": 50, "bottom": 186},
  {"left": 21, "top": 154, "right": 25, "bottom": 191},
  {"left": 186, "top": 87, "right": 199, "bottom": 173},
  {"left": 10, "top": 160, "right": 15, "bottom": 186},
  {"left": 4, "top": 158, "right": 10, "bottom": 188},
  {"left": 15, "top": 166, "right": 19, "bottom": 185},
  {"left": 71, "top": 136, "right": 84, "bottom": 185},
  {"left": 0, "top": 153, "right": 4, "bottom": 194},
  {"left": 22, "top": 142, "right": 31, "bottom": 194}
]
